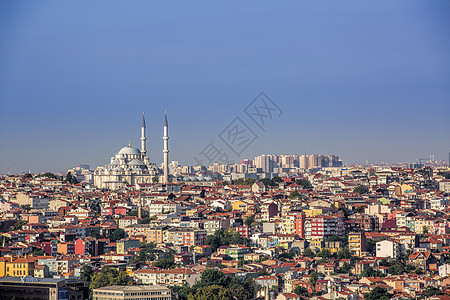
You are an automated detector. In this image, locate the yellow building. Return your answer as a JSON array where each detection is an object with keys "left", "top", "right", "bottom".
[
  {"left": 0, "top": 256, "right": 35, "bottom": 277},
  {"left": 232, "top": 200, "right": 247, "bottom": 212},
  {"left": 310, "top": 239, "right": 324, "bottom": 251},
  {"left": 303, "top": 208, "right": 326, "bottom": 217},
  {"left": 348, "top": 232, "right": 366, "bottom": 257},
  {"left": 116, "top": 239, "right": 140, "bottom": 254}
]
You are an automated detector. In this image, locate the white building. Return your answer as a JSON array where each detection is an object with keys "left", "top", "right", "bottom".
[{"left": 376, "top": 240, "right": 404, "bottom": 259}]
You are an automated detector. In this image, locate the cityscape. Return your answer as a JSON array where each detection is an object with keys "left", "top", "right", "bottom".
[{"left": 1, "top": 2, "right": 450, "bottom": 300}]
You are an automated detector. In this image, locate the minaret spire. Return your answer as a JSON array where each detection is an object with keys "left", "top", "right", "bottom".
[
  {"left": 141, "top": 112, "right": 147, "bottom": 157},
  {"left": 163, "top": 110, "right": 169, "bottom": 184}
]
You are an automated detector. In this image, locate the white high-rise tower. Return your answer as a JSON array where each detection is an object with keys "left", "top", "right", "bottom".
[
  {"left": 141, "top": 112, "right": 147, "bottom": 157},
  {"left": 163, "top": 111, "right": 169, "bottom": 183}
]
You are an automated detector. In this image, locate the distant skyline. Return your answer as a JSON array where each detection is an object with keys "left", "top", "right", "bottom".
[{"left": 1, "top": 1, "right": 450, "bottom": 173}]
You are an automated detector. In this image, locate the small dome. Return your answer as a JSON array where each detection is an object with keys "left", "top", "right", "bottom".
[
  {"left": 118, "top": 146, "right": 141, "bottom": 155},
  {"left": 110, "top": 159, "right": 119, "bottom": 165},
  {"left": 129, "top": 159, "right": 145, "bottom": 166},
  {"left": 114, "top": 167, "right": 124, "bottom": 172}
]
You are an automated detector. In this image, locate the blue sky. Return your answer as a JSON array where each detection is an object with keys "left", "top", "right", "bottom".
[{"left": 1, "top": 1, "right": 449, "bottom": 173}]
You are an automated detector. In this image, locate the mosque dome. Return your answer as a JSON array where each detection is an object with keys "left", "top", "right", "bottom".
[
  {"left": 129, "top": 159, "right": 145, "bottom": 166},
  {"left": 118, "top": 146, "right": 141, "bottom": 155}
]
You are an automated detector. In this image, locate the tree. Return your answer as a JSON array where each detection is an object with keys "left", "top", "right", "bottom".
[
  {"left": 21, "top": 173, "right": 33, "bottom": 179},
  {"left": 89, "top": 266, "right": 130, "bottom": 291},
  {"left": 32, "top": 248, "right": 45, "bottom": 256},
  {"left": 205, "top": 228, "right": 245, "bottom": 252},
  {"left": 195, "top": 269, "right": 229, "bottom": 288},
  {"left": 295, "top": 179, "right": 313, "bottom": 189},
  {"left": 12, "top": 219, "right": 27, "bottom": 231},
  {"left": 340, "top": 262, "right": 351, "bottom": 274},
  {"left": 353, "top": 185, "right": 369, "bottom": 194},
  {"left": 244, "top": 215, "right": 255, "bottom": 226},
  {"left": 293, "top": 286, "right": 309, "bottom": 296},
  {"left": 437, "top": 171, "right": 450, "bottom": 179},
  {"left": 288, "top": 190, "right": 301, "bottom": 199},
  {"left": 131, "top": 242, "right": 157, "bottom": 263},
  {"left": 243, "top": 178, "right": 256, "bottom": 185},
  {"left": 153, "top": 258, "right": 175, "bottom": 269},
  {"left": 109, "top": 228, "right": 126, "bottom": 242},
  {"left": 303, "top": 248, "right": 315, "bottom": 258},
  {"left": 364, "top": 286, "right": 390, "bottom": 300},
  {"left": 309, "top": 271, "right": 318, "bottom": 293},
  {"left": 80, "top": 265, "right": 94, "bottom": 285},
  {"left": 19, "top": 204, "right": 32, "bottom": 211},
  {"left": 36, "top": 172, "right": 58, "bottom": 179},
  {"left": 127, "top": 210, "right": 139, "bottom": 217},
  {"left": 336, "top": 247, "right": 351, "bottom": 260},
  {"left": 187, "top": 285, "right": 232, "bottom": 300},
  {"left": 152, "top": 176, "right": 159, "bottom": 183},
  {"left": 361, "top": 267, "right": 384, "bottom": 278},
  {"left": 279, "top": 250, "right": 295, "bottom": 261},
  {"left": 422, "top": 226, "right": 428, "bottom": 235},
  {"left": 421, "top": 286, "right": 444, "bottom": 298},
  {"left": 65, "top": 172, "right": 78, "bottom": 184}
]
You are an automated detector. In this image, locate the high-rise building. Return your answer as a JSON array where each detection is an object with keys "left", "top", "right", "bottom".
[{"left": 299, "top": 155, "right": 309, "bottom": 169}]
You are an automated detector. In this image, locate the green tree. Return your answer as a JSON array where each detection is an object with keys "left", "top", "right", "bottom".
[
  {"left": 437, "top": 171, "right": 450, "bottom": 179},
  {"left": 36, "top": 172, "right": 58, "bottom": 179},
  {"left": 65, "top": 172, "right": 78, "bottom": 184},
  {"left": 361, "top": 267, "right": 384, "bottom": 278},
  {"left": 12, "top": 219, "right": 27, "bottom": 231},
  {"left": 421, "top": 286, "right": 444, "bottom": 298},
  {"left": 187, "top": 285, "right": 232, "bottom": 300},
  {"left": 303, "top": 248, "right": 315, "bottom": 258},
  {"left": 195, "top": 269, "right": 229, "bottom": 288},
  {"left": 353, "top": 185, "right": 369, "bottom": 194},
  {"left": 244, "top": 215, "right": 255, "bottom": 226},
  {"left": 243, "top": 178, "right": 256, "bottom": 185},
  {"left": 309, "top": 271, "right": 318, "bottom": 293},
  {"left": 80, "top": 265, "right": 94, "bottom": 285},
  {"left": 295, "top": 179, "right": 313, "bottom": 189},
  {"left": 130, "top": 242, "right": 157, "bottom": 263},
  {"left": 21, "top": 173, "right": 33, "bottom": 179},
  {"left": 32, "top": 248, "right": 45, "bottom": 256},
  {"left": 293, "top": 286, "right": 309, "bottom": 296},
  {"left": 152, "top": 176, "right": 159, "bottom": 183},
  {"left": 364, "top": 286, "right": 390, "bottom": 300},
  {"left": 153, "top": 257, "right": 176, "bottom": 269},
  {"left": 19, "top": 204, "right": 32, "bottom": 211},
  {"left": 340, "top": 262, "right": 351, "bottom": 274},
  {"left": 279, "top": 250, "right": 295, "bottom": 261},
  {"left": 205, "top": 228, "right": 245, "bottom": 252},
  {"left": 89, "top": 266, "right": 130, "bottom": 291},
  {"left": 288, "top": 190, "right": 301, "bottom": 199},
  {"left": 127, "top": 210, "right": 139, "bottom": 217},
  {"left": 336, "top": 247, "right": 351, "bottom": 260},
  {"left": 109, "top": 228, "right": 126, "bottom": 242}
]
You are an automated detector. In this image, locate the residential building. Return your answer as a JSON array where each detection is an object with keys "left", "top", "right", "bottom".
[
  {"left": 348, "top": 232, "right": 366, "bottom": 257},
  {"left": 93, "top": 285, "right": 171, "bottom": 300}
]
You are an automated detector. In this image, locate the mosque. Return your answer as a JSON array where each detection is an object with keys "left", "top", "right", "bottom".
[{"left": 93, "top": 112, "right": 169, "bottom": 190}]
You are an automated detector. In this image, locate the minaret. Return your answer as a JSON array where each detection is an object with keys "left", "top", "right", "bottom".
[
  {"left": 141, "top": 112, "right": 147, "bottom": 157},
  {"left": 163, "top": 111, "right": 169, "bottom": 184}
]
